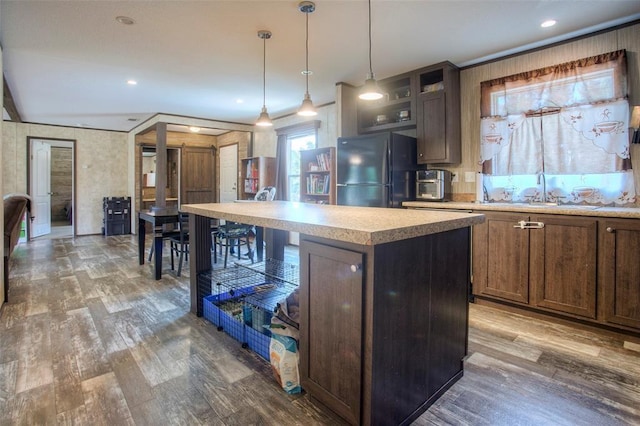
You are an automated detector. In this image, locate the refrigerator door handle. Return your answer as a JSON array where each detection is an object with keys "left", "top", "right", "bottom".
[{"left": 336, "top": 183, "right": 347, "bottom": 187}]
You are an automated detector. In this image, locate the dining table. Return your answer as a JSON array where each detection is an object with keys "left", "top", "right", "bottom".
[{"left": 138, "top": 207, "right": 180, "bottom": 280}]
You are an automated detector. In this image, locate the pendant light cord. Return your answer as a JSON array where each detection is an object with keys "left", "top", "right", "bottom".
[
  {"left": 262, "top": 35, "right": 267, "bottom": 107},
  {"left": 305, "top": 11, "right": 310, "bottom": 95},
  {"left": 367, "top": 0, "right": 373, "bottom": 76}
]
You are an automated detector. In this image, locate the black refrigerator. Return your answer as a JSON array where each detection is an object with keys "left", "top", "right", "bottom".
[{"left": 336, "top": 132, "right": 417, "bottom": 208}]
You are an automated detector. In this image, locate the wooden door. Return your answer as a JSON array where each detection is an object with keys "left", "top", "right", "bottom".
[
  {"left": 472, "top": 211, "right": 530, "bottom": 304},
  {"left": 299, "top": 240, "right": 363, "bottom": 425},
  {"left": 599, "top": 219, "right": 640, "bottom": 330},
  {"left": 181, "top": 147, "right": 216, "bottom": 205},
  {"left": 530, "top": 214, "right": 597, "bottom": 319}
]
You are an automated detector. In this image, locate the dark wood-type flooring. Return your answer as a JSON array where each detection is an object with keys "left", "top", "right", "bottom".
[{"left": 1, "top": 234, "right": 639, "bottom": 425}]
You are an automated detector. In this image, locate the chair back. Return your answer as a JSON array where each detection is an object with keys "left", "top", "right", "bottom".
[{"left": 255, "top": 186, "right": 276, "bottom": 201}]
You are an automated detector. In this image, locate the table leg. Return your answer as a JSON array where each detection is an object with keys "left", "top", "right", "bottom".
[
  {"left": 256, "top": 227, "right": 264, "bottom": 262},
  {"left": 265, "top": 228, "right": 287, "bottom": 261},
  {"left": 138, "top": 216, "right": 146, "bottom": 265},
  {"left": 154, "top": 229, "right": 163, "bottom": 280}
]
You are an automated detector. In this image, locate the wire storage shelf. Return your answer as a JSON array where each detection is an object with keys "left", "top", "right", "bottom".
[{"left": 198, "top": 259, "right": 299, "bottom": 360}]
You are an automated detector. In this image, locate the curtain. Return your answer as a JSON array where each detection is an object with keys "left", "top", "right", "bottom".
[
  {"left": 480, "top": 50, "right": 635, "bottom": 205},
  {"left": 274, "top": 134, "right": 287, "bottom": 201}
]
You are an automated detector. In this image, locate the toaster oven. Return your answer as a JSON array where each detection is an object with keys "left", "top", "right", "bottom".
[{"left": 416, "top": 170, "right": 451, "bottom": 201}]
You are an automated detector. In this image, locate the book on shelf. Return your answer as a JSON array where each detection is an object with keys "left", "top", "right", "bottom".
[
  {"left": 307, "top": 152, "right": 331, "bottom": 172},
  {"left": 306, "top": 174, "right": 330, "bottom": 195}
]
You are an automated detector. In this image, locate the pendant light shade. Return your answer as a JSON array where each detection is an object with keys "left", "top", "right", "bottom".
[
  {"left": 255, "top": 30, "right": 273, "bottom": 127},
  {"left": 359, "top": 0, "right": 383, "bottom": 101},
  {"left": 297, "top": 1, "right": 317, "bottom": 117}
]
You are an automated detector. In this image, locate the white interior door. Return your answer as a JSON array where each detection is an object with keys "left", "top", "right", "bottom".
[
  {"left": 31, "top": 140, "right": 52, "bottom": 237},
  {"left": 220, "top": 145, "right": 238, "bottom": 202}
]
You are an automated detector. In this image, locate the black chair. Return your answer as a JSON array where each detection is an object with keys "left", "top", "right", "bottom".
[
  {"left": 215, "top": 222, "right": 254, "bottom": 268},
  {"left": 169, "top": 213, "right": 189, "bottom": 276}
]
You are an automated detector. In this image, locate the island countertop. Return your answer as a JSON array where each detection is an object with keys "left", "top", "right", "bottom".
[{"left": 181, "top": 201, "right": 484, "bottom": 246}]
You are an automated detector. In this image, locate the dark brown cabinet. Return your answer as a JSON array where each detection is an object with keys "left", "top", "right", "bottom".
[
  {"left": 472, "top": 211, "right": 530, "bottom": 304},
  {"left": 472, "top": 212, "right": 598, "bottom": 320},
  {"left": 299, "top": 240, "right": 363, "bottom": 425},
  {"left": 415, "top": 62, "right": 460, "bottom": 164},
  {"left": 599, "top": 218, "right": 640, "bottom": 330},
  {"left": 530, "top": 215, "right": 597, "bottom": 319},
  {"left": 356, "top": 72, "right": 416, "bottom": 134},
  {"left": 300, "top": 227, "right": 471, "bottom": 425}
]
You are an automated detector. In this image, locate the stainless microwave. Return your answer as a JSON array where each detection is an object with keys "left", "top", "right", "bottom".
[{"left": 416, "top": 170, "right": 451, "bottom": 200}]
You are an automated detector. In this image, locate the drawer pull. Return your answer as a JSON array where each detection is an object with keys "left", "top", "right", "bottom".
[{"left": 514, "top": 220, "right": 545, "bottom": 229}]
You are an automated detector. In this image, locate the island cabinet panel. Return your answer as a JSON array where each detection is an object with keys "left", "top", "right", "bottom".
[
  {"left": 599, "top": 218, "right": 640, "bottom": 329},
  {"left": 530, "top": 215, "right": 598, "bottom": 319},
  {"left": 472, "top": 211, "right": 530, "bottom": 304},
  {"left": 300, "top": 227, "right": 471, "bottom": 426},
  {"left": 299, "top": 240, "right": 364, "bottom": 425}
]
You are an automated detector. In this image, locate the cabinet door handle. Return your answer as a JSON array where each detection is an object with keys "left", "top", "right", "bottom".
[
  {"left": 514, "top": 220, "right": 545, "bottom": 229},
  {"left": 350, "top": 264, "right": 361, "bottom": 272},
  {"left": 606, "top": 227, "right": 615, "bottom": 233}
]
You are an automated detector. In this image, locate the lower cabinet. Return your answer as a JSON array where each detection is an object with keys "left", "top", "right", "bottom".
[
  {"left": 472, "top": 212, "right": 530, "bottom": 304},
  {"left": 473, "top": 211, "right": 638, "bottom": 332},
  {"left": 530, "top": 214, "right": 597, "bottom": 319},
  {"left": 300, "top": 227, "right": 471, "bottom": 425},
  {"left": 299, "top": 240, "right": 364, "bottom": 425},
  {"left": 599, "top": 218, "right": 640, "bottom": 330}
]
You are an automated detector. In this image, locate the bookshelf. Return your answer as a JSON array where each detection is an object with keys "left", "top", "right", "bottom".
[
  {"left": 240, "top": 157, "right": 276, "bottom": 200},
  {"left": 300, "top": 147, "right": 335, "bottom": 205}
]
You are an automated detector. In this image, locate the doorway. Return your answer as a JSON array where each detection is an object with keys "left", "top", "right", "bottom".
[
  {"left": 219, "top": 144, "right": 238, "bottom": 202},
  {"left": 28, "top": 138, "right": 75, "bottom": 240}
]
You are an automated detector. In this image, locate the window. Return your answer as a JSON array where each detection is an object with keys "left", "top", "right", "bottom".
[
  {"left": 480, "top": 50, "right": 635, "bottom": 205},
  {"left": 275, "top": 120, "right": 320, "bottom": 202},
  {"left": 287, "top": 133, "right": 316, "bottom": 201}
]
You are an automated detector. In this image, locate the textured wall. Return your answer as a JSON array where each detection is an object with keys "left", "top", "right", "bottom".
[
  {"left": 2, "top": 123, "right": 129, "bottom": 235},
  {"left": 451, "top": 23, "right": 640, "bottom": 201}
]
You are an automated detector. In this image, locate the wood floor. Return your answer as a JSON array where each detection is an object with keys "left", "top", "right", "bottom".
[{"left": 1, "top": 234, "right": 639, "bottom": 425}]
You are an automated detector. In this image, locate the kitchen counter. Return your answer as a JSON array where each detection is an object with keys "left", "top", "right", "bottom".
[
  {"left": 182, "top": 201, "right": 484, "bottom": 425},
  {"left": 182, "top": 201, "right": 484, "bottom": 245},
  {"left": 403, "top": 200, "right": 640, "bottom": 218}
]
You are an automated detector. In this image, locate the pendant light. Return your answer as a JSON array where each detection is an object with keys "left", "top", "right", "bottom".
[
  {"left": 359, "top": 0, "right": 383, "bottom": 100},
  {"left": 297, "top": 1, "right": 318, "bottom": 117},
  {"left": 255, "top": 30, "right": 273, "bottom": 127}
]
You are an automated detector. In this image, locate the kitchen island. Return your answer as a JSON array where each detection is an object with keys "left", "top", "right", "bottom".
[{"left": 181, "top": 201, "right": 484, "bottom": 426}]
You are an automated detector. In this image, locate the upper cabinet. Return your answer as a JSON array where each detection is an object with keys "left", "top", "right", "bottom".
[
  {"left": 415, "top": 61, "right": 461, "bottom": 164},
  {"left": 354, "top": 61, "right": 461, "bottom": 165},
  {"left": 357, "top": 72, "right": 416, "bottom": 134}
]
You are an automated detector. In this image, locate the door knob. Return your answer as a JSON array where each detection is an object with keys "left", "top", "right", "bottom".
[
  {"left": 606, "top": 227, "right": 615, "bottom": 233},
  {"left": 350, "top": 264, "right": 361, "bottom": 272}
]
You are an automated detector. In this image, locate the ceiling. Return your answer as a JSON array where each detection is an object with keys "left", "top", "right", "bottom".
[{"left": 1, "top": 1, "right": 639, "bottom": 133}]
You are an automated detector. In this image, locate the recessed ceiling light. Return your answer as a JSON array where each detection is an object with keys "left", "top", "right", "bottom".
[
  {"left": 189, "top": 126, "right": 201, "bottom": 133},
  {"left": 236, "top": 99, "right": 244, "bottom": 104},
  {"left": 127, "top": 80, "right": 137, "bottom": 85},
  {"left": 541, "top": 19, "right": 557, "bottom": 28},
  {"left": 301, "top": 70, "right": 313, "bottom": 76},
  {"left": 116, "top": 16, "right": 135, "bottom": 25}
]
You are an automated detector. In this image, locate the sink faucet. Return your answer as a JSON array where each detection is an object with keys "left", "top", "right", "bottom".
[{"left": 536, "top": 172, "right": 546, "bottom": 202}]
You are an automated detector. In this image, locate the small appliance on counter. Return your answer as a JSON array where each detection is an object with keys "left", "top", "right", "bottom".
[{"left": 416, "top": 169, "right": 451, "bottom": 201}]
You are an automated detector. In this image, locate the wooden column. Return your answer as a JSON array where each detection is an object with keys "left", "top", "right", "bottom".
[{"left": 155, "top": 122, "right": 167, "bottom": 208}]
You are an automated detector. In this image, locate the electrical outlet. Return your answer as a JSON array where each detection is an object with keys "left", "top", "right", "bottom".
[
  {"left": 465, "top": 171, "right": 476, "bottom": 182},
  {"left": 451, "top": 173, "right": 459, "bottom": 183}
]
